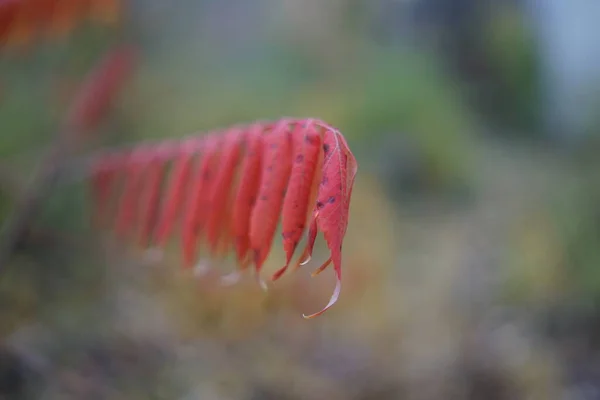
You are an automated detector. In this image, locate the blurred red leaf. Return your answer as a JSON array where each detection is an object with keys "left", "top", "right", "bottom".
[
  {"left": 0, "top": 0, "right": 121, "bottom": 49},
  {"left": 64, "top": 44, "right": 137, "bottom": 136}
]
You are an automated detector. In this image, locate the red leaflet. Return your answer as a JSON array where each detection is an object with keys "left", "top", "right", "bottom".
[
  {"left": 206, "top": 128, "right": 243, "bottom": 256},
  {"left": 89, "top": 152, "right": 123, "bottom": 227},
  {"left": 114, "top": 150, "right": 145, "bottom": 238},
  {"left": 248, "top": 120, "right": 293, "bottom": 277},
  {"left": 302, "top": 127, "right": 358, "bottom": 319},
  {"left": 272, "top": 120, "right": 322, "bottom": 281},
  {"left": 87, "top": 118, "right": 358, "bottom": 318},
  {"left": 295, "top": 213, "right": 319, "bottom": 271},
  {"left": 138, "top": 151, "right": 167, "bottom": 247},
  {"left": 230, "top": 125, "right": 263, "bottom": 268},
  {"left": 181, "top": 135, "right": 220, "bottom": 267},
  {"left": 154, "top": 141, "right": 195, "bottom": 247}
]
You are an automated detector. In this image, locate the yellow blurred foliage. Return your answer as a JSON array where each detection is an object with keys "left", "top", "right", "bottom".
[{"left": 505, "top": 209, "right": 568, "bottom": 305}]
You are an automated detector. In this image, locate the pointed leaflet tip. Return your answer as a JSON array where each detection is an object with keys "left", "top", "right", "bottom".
[
  {"left": 271, "top": 265, "right": 287, "bottom": 282},
  {"left": 302, "top": 272, "right": 342, "bottom": 319},
  {"left": 299, "top": 255, "right": 312, "bottom": 266},
  {"left": 294, "top": 213, "right": 319, "bottom": 270}
]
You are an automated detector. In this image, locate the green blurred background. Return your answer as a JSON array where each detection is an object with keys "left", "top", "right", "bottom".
[{"left": 2, "top": 1, "right": 600, "bottom": 399}]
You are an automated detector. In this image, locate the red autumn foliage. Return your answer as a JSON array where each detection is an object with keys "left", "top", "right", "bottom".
[
  {"left": 64, "top": 44, "right": 136, "bottom": 136},
  {"left": 0, "top": 0, "right": 120, "bottom": 48},
  {"left": 89, "top": 118, "right": 358, "bottom": 318}
]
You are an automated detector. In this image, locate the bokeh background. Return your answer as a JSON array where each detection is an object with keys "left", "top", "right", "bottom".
[{"left": 2, "top": 1, "right": 600, "bottom": 399}]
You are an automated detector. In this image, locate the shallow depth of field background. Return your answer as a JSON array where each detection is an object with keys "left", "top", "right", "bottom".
[{"left": 2, "top": 1, "right": 600, "bottom": 399}]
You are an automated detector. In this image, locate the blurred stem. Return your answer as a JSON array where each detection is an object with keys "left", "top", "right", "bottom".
[{"left": 0, "top": 134, "right": 75, "bottom": 271}]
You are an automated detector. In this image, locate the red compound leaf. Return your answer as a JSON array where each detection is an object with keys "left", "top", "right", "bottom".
[{"left": 87, "top": 118, "right": 358, "bottom": 318}]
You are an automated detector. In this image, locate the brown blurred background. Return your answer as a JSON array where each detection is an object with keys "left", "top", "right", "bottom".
[{"left": 2, "top": 1, "right": 600, "bottom": 399}]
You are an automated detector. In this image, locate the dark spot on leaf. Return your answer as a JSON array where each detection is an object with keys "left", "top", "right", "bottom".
[
  {"left": 327, "top": 196, "right": 336, "bottom": 204},
  {"left": 305, "top": 136, "right": 318, "bottom": 145},
  {"left": 316, "top": 201, "right": 325, "bottom": 210},
  {"left": 323, "top": 144, "right": 330, "bottom": 154},
  {"left": 321, "top": 176, "right": 329, "bottom": 186},
  {"left": 296, "top": 154, "right": 304, "bottom": 163}
]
